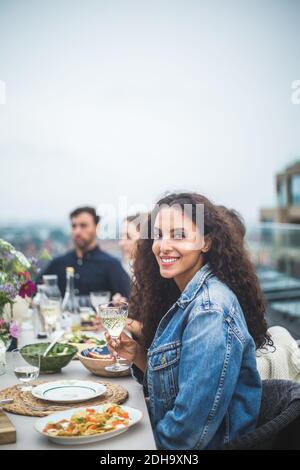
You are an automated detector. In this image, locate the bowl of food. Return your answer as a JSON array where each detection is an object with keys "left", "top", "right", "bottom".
[
  {"left": 78, "top": 346, "right": 131, "bottom": 377},
  {"left": 20, "top": 343, "right": 78, "bottom": 374},
  {"left": 60, "top": 332, "right": 106, "bottom": 355}
]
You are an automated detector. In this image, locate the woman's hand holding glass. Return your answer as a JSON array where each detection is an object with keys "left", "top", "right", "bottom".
[
  {"left": 105, "top": 331, "right": 138, "bottom": 363},
  {"left": 105, "top": 331, "right": 147, "bottom": 372}
]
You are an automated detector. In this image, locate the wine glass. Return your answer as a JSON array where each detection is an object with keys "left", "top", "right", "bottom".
[
  {"left": 40, "top": 297, "right": 61, "bottom": 340},
  {"left": 76, "top": 295, "right": 93, "bottom": 308},
  {"left": 98, "top": 301, "right": 130, "bottom": 372},
  {"left": 90, "top": 291, "right": 111, "bottom": 311},
  {"left": 12, "top": 348, "right": 40, "bottom": 392}
]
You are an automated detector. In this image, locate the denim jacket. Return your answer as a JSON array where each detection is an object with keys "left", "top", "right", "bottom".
[{"left": 132, "top": 263, "right": 262, "bottom": 450}]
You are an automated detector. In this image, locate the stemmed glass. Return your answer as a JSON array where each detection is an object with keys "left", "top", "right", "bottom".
[
  {"left": 40, "top": 297, "right": 61, "bottom": 340},
  {"left": 11, "top": 348, "right": 40, "bottom": 391},
  {"left": 90, "top": 291, "right": 111, "bottom": 311},
  {"left": 98, "top": 301, "right": 130, "bottom": 372},
  {"left": 77, "top": 295, "right": 93, "bottom": 309}
]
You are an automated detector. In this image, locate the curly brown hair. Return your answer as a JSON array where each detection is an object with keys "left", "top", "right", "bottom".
[{"left": 129, "top": 192, "right": 271, "bottom": 350}]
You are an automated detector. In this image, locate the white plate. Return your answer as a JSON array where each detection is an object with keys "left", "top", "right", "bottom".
[
  {"left": 35, "top": 404, "right": 143, "bottom": 445},
  {"left": 32, "top": 380, "right": 107, "bottom": 403}
]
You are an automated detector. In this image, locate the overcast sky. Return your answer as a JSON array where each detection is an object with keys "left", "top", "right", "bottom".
[{"left": 1, "top": 0, "right": 300, "bottom": 225}]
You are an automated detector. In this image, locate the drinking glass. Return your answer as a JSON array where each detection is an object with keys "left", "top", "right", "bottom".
[
  {"left": 12, "top": 348, "right": 40, "bottom": 391},
  {"left": 0, "top": 341, "right": 6, "bottom": 376},
  {"left": 98, "top": 302, "right": 129, "bottom": 372},
  {"left": 90, "top": 291, "right": 111, "bottom": 311},
  {"left": 76, "top": 295, "right": 93, "bottom": 308},
  {"left": 42, "top": 275, "right": 62, "bottom": 300},
  {"left": 40, "top": 297, "right": 61, "bottom": 340}
]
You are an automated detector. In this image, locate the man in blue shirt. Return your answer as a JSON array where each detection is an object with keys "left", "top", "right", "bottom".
[{"left": 41, "top": 206, "right": 130, "bottom": 298}]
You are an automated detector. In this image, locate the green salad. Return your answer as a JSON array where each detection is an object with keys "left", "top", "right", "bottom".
[{"left": 63, "top": 333, "right": 106, "bottom": 346}]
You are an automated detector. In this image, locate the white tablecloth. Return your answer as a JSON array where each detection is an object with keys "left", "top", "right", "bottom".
[{"left": 0, "top": 331, "right": 156, "bottom": 450}]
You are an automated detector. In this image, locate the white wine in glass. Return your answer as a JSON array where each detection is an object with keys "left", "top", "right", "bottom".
[
  {"left": 40, "top": 298, "right": 61, "bottom": 339},
  {"left": 98, "top": 302, "right": 129, "bottom": 372}
]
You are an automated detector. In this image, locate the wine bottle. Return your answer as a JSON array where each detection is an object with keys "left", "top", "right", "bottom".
[
  {"left": 61, "top": 267, "right": 80, "bottom": 331},
  {"left": 32, "top": 284, "right": 48, "bottom": 339}
]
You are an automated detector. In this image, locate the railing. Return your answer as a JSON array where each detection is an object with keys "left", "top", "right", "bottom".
[
  {"left": 247, "top": 223, "right": 300, "bottom": 336},
  {"left": 247, "top": 222, "right": 300, "bottom": 278}
]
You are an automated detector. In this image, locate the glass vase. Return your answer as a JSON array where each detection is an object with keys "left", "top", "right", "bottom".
[{"left": 0, "top": 336, "right": 11, "bottom": 375}]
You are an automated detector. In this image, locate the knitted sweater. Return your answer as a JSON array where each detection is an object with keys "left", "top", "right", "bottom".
[{"left": 256, "top": 326, "right": 300, "bottom": 382}]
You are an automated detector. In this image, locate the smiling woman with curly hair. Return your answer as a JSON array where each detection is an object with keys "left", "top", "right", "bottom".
[{"left": 106, "top": 192, "right": 271, "bottom": 450}]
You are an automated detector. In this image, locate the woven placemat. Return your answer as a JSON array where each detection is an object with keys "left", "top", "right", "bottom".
[{"left": 0, "top": 380, "right": 128, "bottom": 417}]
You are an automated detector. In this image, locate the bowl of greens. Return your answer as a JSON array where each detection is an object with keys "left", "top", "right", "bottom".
[
  {"left": 60, "top": 333, "right": 106, "bottom": 355},
  {"left": 20, "top": 343, "right": 78, "bottom": 374}
]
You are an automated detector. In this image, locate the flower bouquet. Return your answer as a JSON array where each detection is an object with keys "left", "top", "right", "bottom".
[
  {"left": 0, "top": 239, "right": 37, "bottom": 349},
  {"left": 0, "top": 318, "right": 19, "bottom": 349}
]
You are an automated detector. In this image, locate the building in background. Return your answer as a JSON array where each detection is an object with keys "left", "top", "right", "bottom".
[
  {"left": 260, "top": 161, "right": 300, "bottom": 223},
  {"left": 253, "top": 162, "right": 300, "bottom": 337}
]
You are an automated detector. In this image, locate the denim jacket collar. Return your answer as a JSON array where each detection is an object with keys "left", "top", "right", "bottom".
[
  {"left": 177, "top": 263, "right": 213, "bottom": 308},
  {"left": 151, "top": 263, "right": 213, "bottom": 349}
]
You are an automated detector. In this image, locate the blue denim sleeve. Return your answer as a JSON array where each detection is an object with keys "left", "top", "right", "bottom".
[{"left": 154, "top": 306, "right": 244, "bottom": 450}]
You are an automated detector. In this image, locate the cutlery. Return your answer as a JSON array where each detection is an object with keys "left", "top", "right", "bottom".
[
  {"left": 0, "top": 398, "right": 14, "bottom": 411},
  {"left": 0, "top": 399, "right": 14, "bottom": 405},
  {"left": 43, "top": 330, "right": 65, "bottom": 357},
  {"left": 29, "top": 404, "right": 73, "bottom": 412}
]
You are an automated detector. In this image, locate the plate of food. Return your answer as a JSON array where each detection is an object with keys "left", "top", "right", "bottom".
[
  {"left": 35, "top": 403, "right": 143, "bottom": 444},
  {"left": 32, "top": 380, "right": 107, "bottom": 403}
]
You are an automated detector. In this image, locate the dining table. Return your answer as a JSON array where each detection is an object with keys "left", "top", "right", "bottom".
[{"left": 0, "top": 329, "right": 157, "bottom": 450}]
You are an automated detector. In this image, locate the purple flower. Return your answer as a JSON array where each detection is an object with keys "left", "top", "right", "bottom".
[
  {"left": 11, "top": 274, "right": 22, "bottom": 291},
  {"left": 28, "top": 257, "right": 39, "bottom": 271},
  {"left": 9, "top": 320, "right": 20, "bottom": 339},
  {"left": 0, "top": 282, "right": 19, "bottom": 301},
  {"left": 2, "top": 251, "right": 15, "bottom": 262}
]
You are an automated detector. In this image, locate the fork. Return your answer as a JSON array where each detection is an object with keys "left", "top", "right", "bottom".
[{"left": 0, "top": 398, "right": 14, "bottom": 410}]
